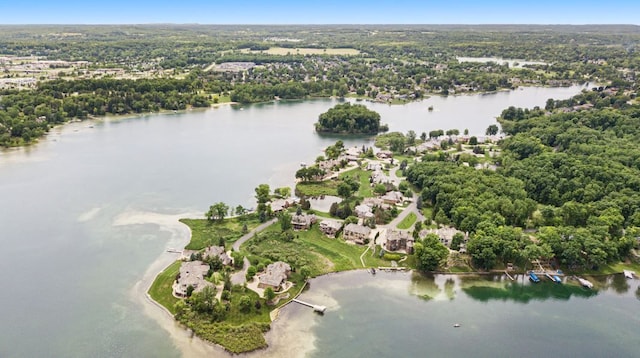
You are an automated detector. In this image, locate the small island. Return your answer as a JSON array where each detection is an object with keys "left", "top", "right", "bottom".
[{"left": 315, "top": 102, "right": 388, "bottom": 134}]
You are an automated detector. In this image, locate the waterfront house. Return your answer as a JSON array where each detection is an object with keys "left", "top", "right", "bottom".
[
  {"left": 203, "top": 245, "right": 233, "bottom": 266},
  {"left": 291, "top": 213, "right": 317, "bottom": 230},
  {"left": 172, "top": 260, "right": 211, "bottom": 297},
  {"left": 270, "top": 198, "right": 293, "bottom": 213},
  {"left": 385, "top": 229, "right": 414, "bottom": 254},
  {"left": 343, "top": 223, "right": 372, "bottom": 244},
  {"left": 258, "top": 261, "right": 291, "bottom": 291},
  {"left": 319, "top": 219, "right": 343, "bottom": 238}
]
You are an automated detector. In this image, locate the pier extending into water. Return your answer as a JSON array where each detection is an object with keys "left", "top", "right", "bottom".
[{"left": 292, "top": 299, "right": 327, "bottom": 313}]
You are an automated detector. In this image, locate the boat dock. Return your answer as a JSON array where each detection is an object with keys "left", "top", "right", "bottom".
[
  {"left": 504, "top": 271, "right": 515, "bottom": 281},
  {"left": 292, "top": 299, "right": 327, "bottom": 313},
  {"left": 378, "top": 267, "right": 408, "bottom": 272}
]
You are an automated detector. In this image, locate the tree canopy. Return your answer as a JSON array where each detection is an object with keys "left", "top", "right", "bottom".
[{"left": 315, "top": 103, "right": 387, "bottom": 134}]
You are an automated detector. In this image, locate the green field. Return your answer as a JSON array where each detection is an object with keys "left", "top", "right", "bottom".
[
  {"left": 396, "top": 212, "right": 417, "bottom": 229},
  {"left": 148, "top": 260, "right": 181, "bottom": 314},
  {"left": 181, "top": 216, "right": 261, "bottom": 250},
  {"left": 339, "top": 167, "right": 374, "bottom": 198},
  {"left": 244, "top": 224, "right": 388, "bottom": 275}
]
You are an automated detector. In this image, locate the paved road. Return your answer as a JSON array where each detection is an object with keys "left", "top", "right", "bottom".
[
  {"left": 231, "top": 257, "right": 251, "bottom": 285},
  {"left": 385, "top": 164, "right": 425, "bottom": 229},
  {"left": 229, "top": 218, "right": 277, "bottom": 285},
  {"left": 232, "top": 218, "right": 277, "bottom": 252}
]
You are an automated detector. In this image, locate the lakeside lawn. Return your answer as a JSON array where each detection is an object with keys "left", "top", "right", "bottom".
[
  {"left": 295, "top": 180, "right": 339, "bottom": 197},
  {"left": 243, "top": 224, "right": 388, "bottom": 275},
  {"left": 339, "top": 167, "right": 374, "bottom": 198},
  {"left": 181, "top": 216, "right": 261, "bottom": 250},
  {"left": 148, "top": 260, "right": 181, "bottom": 315}
]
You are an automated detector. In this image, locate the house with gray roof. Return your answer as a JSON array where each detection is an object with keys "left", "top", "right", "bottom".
[
  {"left": 258, "top": 261, "right": 291, "bottom": 291},
  {"left": 343, "top": 223, "right": 372, "bottom": 245},
  {"left": 172, "top": 260, "right": 211, "bottom": 297},
  {"left": 355, "top": 204, "right": 374, "bottom": 219},
  {"left": 385, "top": 229, "right": 414, "bottom": 254},
  {"left": 291, "top": 213, "right": 317, "bottom": 230},
  {"left": 204, "top": 245, "right": 233, "bottom": 266},
  {"left": 319, "top": 219, "right": 342, "bottom": 238}
]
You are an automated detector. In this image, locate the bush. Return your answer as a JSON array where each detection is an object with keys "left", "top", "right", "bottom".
[{"left": 383, "top": 253, "right": 402, "bottom": 261}]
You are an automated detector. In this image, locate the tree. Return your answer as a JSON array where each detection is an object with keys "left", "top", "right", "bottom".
[
  {"left": 469, "top": 136, "right": 478, "bottom": 145},
  {"left": 415, "top": 234, "right": 449, "bottom": 271},
  {"left": 451, "top": 233, "right": 464, "bottom": 251},
  {"left": 235, "top": 205, "right": 246, "bottom": 216},
  {"left": 274, "top": 187, "right": 291, "bottom": 198},
  {"left": 279, "top": 211, "right": 292, "bottom": 231},
  {"left": 206, "top": 202, "right": 229, "bottom": 222},
  {"left": 464, "top": 128, "right": 469, "bottom": 135},
  {"left": 239, "top": 295, "right": 252, "bottom": 313},
  {"left": 337, "top": 182, "right": 355, "bottom": 199},
  {"left": 264, "top": 287, "right": 276, "bottom": 302},
  {"left": 374, "top": 183, "right": 387, "bottom": 196},
  {"left": 406, "top": 130, "right": 417, "bottom": 146},
  {"left": 486, "top": 124, "right": 499, "bottom": 136},
  {"left": 246, "top": 266, "right": 257, "bottom": 280},
  {"left": 300, "top": 266, "right": 311, "bottom": 279}
]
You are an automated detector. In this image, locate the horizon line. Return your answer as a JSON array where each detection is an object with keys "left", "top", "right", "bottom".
[{"left": 1, "top": 23, "right": 639, "bottom": 26}]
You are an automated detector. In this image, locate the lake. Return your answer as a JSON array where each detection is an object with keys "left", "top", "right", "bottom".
[{"left": 1, "top": 84, "right": 620, "bottom": 358}]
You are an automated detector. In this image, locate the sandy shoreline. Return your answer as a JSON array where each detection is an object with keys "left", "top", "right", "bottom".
[{"left": 123, "top": 210, "right": 317, "bottom": 358}]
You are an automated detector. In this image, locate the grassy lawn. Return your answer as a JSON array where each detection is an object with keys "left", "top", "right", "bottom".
[
  {"left": 244, "top": 224, "right": 388, "bottom": 275},
  {"left": 181, "top": 216, "right": 261, "bottom": 250},
  {"left": 295, "top": 180, "right": 339, "bottom": 197},
  {"left": 339, "top": 167, "right": 373, "bottom": 198},
  {"left": 396, "top": 212, "right": 417, "bottom": 229},
  {"left": 581, "top": 261, "right": 640, "bottom": 275},
  {"left": 148, "top": 260, "right": 181, "bottom": 315}
]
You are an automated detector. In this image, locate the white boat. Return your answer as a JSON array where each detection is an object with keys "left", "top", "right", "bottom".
[
  {"left": 623, "top": 270, "right": 635, "bottom": 279},
  {"left": 577, "top": 277, "right": 593, "bottom": 289}
]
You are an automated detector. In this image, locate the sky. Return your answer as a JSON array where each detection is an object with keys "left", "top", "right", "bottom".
[{"left": 0, "top": 0, "right": 638, "bottom": 25}]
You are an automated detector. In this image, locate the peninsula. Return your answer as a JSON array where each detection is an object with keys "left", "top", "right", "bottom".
[{"left": 149, "top": 83, "right": 640, "bottom": 353}]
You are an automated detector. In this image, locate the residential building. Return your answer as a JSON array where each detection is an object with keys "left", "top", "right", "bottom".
[
  {"left": 319, "top": 220, "right": 342, "bottom": 238},
  {"left": 172, "top": 260, "right": 211, "bottom": 297},
  {"left": 354, "top": 204, "right": 374, "bottom": 219},
  {"left": 385, "top": 229, "right": 414, "bottom": 254},
  {"left": 343, "top": 223, "right": 371, "bottom": 244},
  {"left": 291, "top": 213, "right": 317, "bottom": 230},
  {"left": 258, "top": 261, "right": 291, "bottom": 291},
  {"left": 376, "top": 150, "right": 393, "bottom": 159},
  {"left": 381, "top": 191, "right": 404, "bottom": 205},
  {"left": 270, "top": 198, "right": 293, "bottom": 213},
  {"left": 203, "top": 245, "right": 233, "bottom": 266}
]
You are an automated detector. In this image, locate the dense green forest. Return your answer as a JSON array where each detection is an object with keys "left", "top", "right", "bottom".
[{"left": 406, "top": 91, "right": 639, "bottom": 271}]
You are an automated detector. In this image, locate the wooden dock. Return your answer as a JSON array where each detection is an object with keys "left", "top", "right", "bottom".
[
  {"left": 292, "top": 299, "right": 327, "bottom": 313},
  {"left": 504, "top": 271, "right": 515, "bottom": 281}
]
